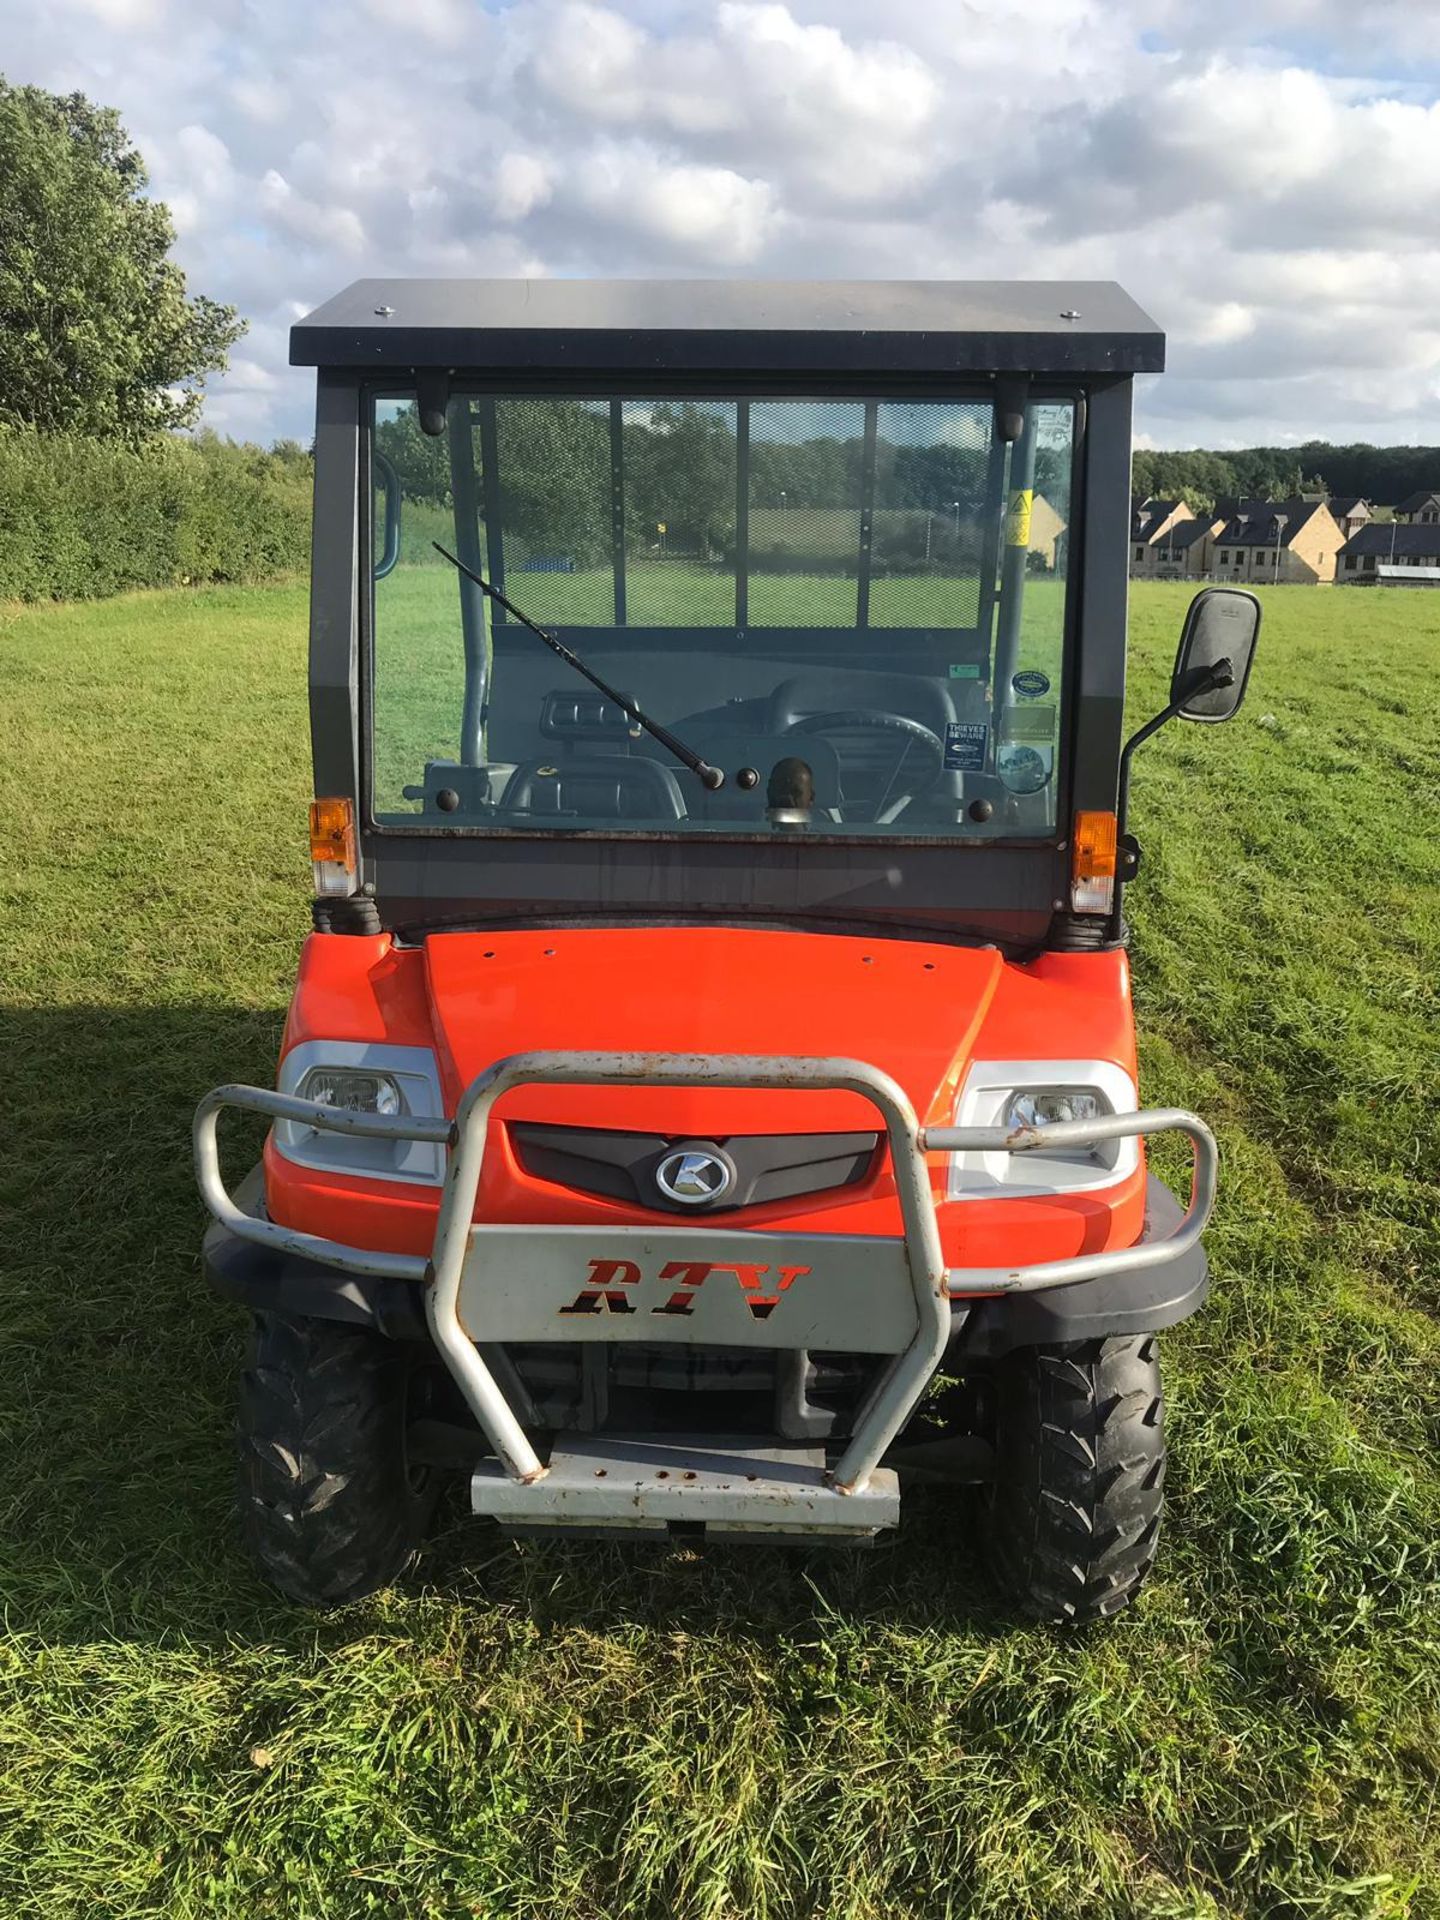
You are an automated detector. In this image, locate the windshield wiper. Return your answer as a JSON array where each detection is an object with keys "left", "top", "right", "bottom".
[{"left": 433, "top": 544, "right": 725, "bottom": 791}]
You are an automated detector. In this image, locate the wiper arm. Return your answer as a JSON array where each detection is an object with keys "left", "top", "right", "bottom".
[{"left": 433, "top": 544, "right": 725, "bottom": 791}]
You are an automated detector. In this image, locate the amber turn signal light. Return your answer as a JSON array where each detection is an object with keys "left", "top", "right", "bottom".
[
  {"left": 1070, "top": 810, "right": 1117, "bottom": 914},
  {"left": 309, "top": 796, "right": 357, "bottom": 895}
]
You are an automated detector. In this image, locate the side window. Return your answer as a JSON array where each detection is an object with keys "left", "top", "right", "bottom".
[{"left": 371, "top": 397, "right": 469, "bottom": 817}]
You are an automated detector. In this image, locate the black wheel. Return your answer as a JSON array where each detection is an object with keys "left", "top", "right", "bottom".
[
  {"left": 238, "top": 1312, "right": 439, "bottom": 1607},
  {"left": 983, "top": 1335, "right": 1166, "bottom": 1624}
]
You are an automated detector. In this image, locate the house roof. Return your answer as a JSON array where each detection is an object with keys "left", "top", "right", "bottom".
[
  {"left": 1341, "top": 522, "right": 1440, "bottom": 558},
  {"left": 1328, "top": 496, "right": 1369, "bottom": 518},
  {"left": 289, "top": 279, "right": 1166, "bottom": 376},
  {"left": 1158, "top": 517, "right": 1216, "bottom": 551},
  {"left": 1132, "top": 498, "right": 1183, "bottom": 541},
  {"left": 1394, "top": 490, "right": 1440, "bottom": 515},
  {"left": 1215, "top": 497, "right": 1329, "bottom": 549}
]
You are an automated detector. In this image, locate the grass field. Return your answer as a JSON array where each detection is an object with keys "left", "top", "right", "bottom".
[{"left": 2, "top": 577, "right": 1439, "bottom": 1917}]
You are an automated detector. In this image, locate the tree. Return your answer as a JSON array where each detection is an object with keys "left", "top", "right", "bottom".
[
  {"left": 494, "top": 398, "right": 611, "bottom": 568},
  {"left": 0, "top": 80, "right": 244, "bottom": 438},
  {"left": 627, "top": 404, "right": 735, "bottom": 558}
]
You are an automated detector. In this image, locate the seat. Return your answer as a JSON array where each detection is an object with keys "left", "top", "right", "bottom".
[{"left": 498, "top": 754, "right": 687, "bottom": 821}]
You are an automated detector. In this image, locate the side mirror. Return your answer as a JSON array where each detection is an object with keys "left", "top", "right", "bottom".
[
  {"left": 1171, "top": 587, "right": 1261, "bottom": 723},
  {"left": 374, "top": 450, "right": 401, "bottom": 581}
]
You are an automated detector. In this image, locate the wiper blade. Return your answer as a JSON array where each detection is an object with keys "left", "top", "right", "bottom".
[{"left": 433, "top": 544, "right": 725, "bottom": 791}]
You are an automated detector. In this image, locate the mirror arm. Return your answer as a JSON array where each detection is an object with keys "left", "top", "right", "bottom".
[
  {"left": 1116, "top": 702, "right": 1178, "bottom": 842},
  {"left": 1117, "top": 657, "right": 1234, "bottom": 836},
  {"left": 1111, "top": 657, "right": 1234, "bottom": 940}
]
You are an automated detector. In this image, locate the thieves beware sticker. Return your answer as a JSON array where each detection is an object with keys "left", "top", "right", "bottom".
[{"left": 943, "top": 721, "right": 988, "bottom": 771}]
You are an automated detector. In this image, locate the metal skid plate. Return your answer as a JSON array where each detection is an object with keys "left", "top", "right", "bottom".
[
  {"left": 456, "top": 1223, "right": 919, "bottom": 1352},
  {"left": 471, "top": 1434, "right": 901, "bottom": 1535}
]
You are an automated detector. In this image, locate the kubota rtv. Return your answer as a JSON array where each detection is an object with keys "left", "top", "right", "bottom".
[{"left": 197, "top": 280, "right": 1259, "bottom": 1619}]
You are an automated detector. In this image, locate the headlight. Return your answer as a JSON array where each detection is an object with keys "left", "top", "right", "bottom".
[
  {"left": 1005, "top": 1088, "right": 1104, "bottom": 1130},
  {"left": 948, "top": 1061, "right": 1139, "bottom": 1199},
  {"left": 299, "top": 1066, "right": 404, "bottom": 1117},
  {"left": 273, "top": 1043, "right": 445, "bottom": 1185}
]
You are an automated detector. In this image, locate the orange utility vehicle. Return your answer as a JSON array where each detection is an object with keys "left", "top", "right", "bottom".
[{"left": 196, "top": 282, "right": 1259, "bottom": 1617}]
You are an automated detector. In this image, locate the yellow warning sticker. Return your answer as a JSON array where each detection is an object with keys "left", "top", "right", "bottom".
[{"left": 1006, "top": 488, "right": 1034, "bottom": 548}]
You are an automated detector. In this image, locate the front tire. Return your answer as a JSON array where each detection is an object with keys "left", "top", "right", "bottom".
[
  {"left": 238, "top": 1312, "right": 438, "bottom": 1607},
  {"left": 983, "top": 1335, "right": 1166, "bottom": 1624}
]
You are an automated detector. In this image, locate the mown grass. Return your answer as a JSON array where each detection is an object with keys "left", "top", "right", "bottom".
[{"left": 1, "top": 579, "right": 1439, "bottom": 1917}]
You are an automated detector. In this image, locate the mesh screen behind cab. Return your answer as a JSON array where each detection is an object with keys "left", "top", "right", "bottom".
[
  {"left": 869, "top": 402, "right": 990, "bottom": 630},
  {"left": 482, "top": 395, "right": 996, "bottom": 633}
]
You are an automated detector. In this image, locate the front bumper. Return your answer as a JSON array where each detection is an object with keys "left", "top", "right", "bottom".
[
  {"left": 205, "top": 1170, "right": 1208, "bottom": 1360},
  {"left": 196, "top": 1051, "right": 1216, "bottom": 1529}
]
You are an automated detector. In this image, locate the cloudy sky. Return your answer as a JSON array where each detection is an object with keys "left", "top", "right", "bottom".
[{"left": 7, "top": 0, "right": 1439, "bottom": 449}]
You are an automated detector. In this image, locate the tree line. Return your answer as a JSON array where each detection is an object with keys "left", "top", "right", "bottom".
[
  {"left": 1132, "top": 443, "right": 1440, "bottom": 513},
  {"left": 0, "top": 77, "right": 319, "bottom": 601},
  {"left": 377, "top": 398, "right": 1073, "bottom": 573}
]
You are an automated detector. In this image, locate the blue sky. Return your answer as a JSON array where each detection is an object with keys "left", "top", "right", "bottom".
[{"left": 5, "top": 0, "right": 1438, "bottom": 450}]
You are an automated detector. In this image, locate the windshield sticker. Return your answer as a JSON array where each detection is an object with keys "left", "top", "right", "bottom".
[
  {"left": 1006, "top": 488, "right": 1034, "bottom": 547},
  {"left": 943, "top": 722, "right": 988, "bottom": 772},
  {"left": 948, "top": 662, "right": 981, "bottom": 680},
  {"left": 1012, "top": 669, "right": 1050, "bottom": 698},
  {"left": 998, "top": 743, "right": 1051, "bottom": 795},
  {"left": 1002, "top": 703, "right": 1056, "bottom": 742}
]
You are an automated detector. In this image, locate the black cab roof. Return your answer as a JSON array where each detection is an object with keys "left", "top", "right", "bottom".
[{"left": 290, "top": 278, "right": 1164, "bottom": 378}]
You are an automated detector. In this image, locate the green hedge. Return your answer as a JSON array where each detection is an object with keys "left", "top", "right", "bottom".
[{"left": 0, "top": 428, "right": 312, "bottom": 601}]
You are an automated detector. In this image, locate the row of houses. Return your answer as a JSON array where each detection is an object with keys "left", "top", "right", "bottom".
[{"left": 1131, "top": 489, "right": 1440, "bottom": 585}]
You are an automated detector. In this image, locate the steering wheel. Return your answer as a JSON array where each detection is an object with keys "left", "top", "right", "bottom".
[{"left": 781, "top": 709, "right": 946, "bottom": 812}]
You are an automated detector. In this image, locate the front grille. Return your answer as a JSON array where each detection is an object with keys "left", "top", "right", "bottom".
[
  {"left": 510, "top": 1122, "right": 880, "bottom": 1214},
  {"left": 505, "top": 1340, "right": 881, "bottom": 1440}
]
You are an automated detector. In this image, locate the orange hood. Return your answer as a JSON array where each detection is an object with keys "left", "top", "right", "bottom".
[
  {"left": 273, "top": 928, "right": 1142, "bottom": 1261},
  {"left": 422, "top": 926, "right": 1005, "bottom": 1134}
]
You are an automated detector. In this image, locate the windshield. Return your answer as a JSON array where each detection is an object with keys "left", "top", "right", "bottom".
[{"left": 369, "top": 391, "right": 1076, "bottom": 839}]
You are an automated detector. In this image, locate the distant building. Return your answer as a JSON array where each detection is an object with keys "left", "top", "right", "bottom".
[
  {"left": 1374, "top": 564, "right": 1440, "bottom": 588},
  {"left": 1393, "top": 490, "right": 1440, "bottom": 525},
  {"left": 1026, "top": 492, "right": 1068, "bottom": 570},
  {"left": 1211, "top": 497, "right": 1346, "bottom": 584},
  {"left": 1326, "top": 496, "right": 1371, "bottom": 539},
  {"left": 1148, "top": 514, "right": 1226, "bottom": 578},
  {"left": 1338, "top": 521, "right": 1440, "bottom": 580},
  {"left": 1130, "top": 497, "right": 1192, "bottom": 575}
]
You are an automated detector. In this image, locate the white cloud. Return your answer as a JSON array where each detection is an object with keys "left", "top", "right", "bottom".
[
  {"left": 529, "top": 2, "right": 941, "bottom": 203},
  {"left": 359, "top": 0, "right": 472, "bottom": 43},
  {"left": 61, "top": 0, "right": 167, "bottom": 26},
  {"left": 219, "top": 356, "right": 279, "bottom": 393},
  {"left": 536, "top": 3, "right": 652, "bottom": 119},
  {"left": 259, "top": 170, "right": 367, "bottom": 256},
  {"left": 494, "top": 152, "right": 555, "bottom": 222},
  {"left": 577, "top": 147, "right": 777, "bottom": 262},
  {"left": 3, "top": 0, "right": 1436, "bottom": 446}
]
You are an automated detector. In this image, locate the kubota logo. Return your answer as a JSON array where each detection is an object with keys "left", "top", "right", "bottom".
[{"left": 559, "top": 1257, "right": 812, "bottom": 1322}]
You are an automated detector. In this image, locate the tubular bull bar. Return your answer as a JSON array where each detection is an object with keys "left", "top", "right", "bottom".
[{"left": 194, "top": 1052, "right": 1216, "bottom": 1531}]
